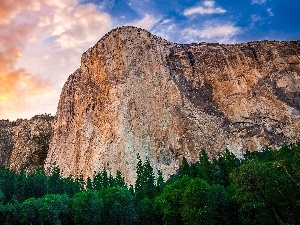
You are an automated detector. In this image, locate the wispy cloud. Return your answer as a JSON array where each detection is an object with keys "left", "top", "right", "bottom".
[
  {"left": 183, "top": 1, "right": 226, "bottom": 16},
  {"left": 267, "top": 8, "right": 274, "bottom": 17},
  {"left": 183, "top": 23, "right": 241, "bottom": 43},
  {"left": 129, "top": 14, "right": 160, "bottom": 30},
  {"left": 251, "top": 0, "right": 267, "bottom": 5}
]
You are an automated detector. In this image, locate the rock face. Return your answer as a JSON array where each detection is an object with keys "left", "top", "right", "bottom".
[
  {"left": 0, "top": 115, "right": 54, "bottom": 172},
  {"left": 0, "top": 120, "right": 14, "bottom": 167},
  {"left": 45, "top": 26, "right": 300, "bottom": 184}
]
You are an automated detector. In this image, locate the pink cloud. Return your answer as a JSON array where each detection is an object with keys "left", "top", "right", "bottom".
[{"left": 0, "top": 0, "right": 112, "bottom": 120}]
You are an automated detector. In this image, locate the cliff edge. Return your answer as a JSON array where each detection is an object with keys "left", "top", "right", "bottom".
[{"left": 42, "top": 26, "right": 300, "bottom": 183}]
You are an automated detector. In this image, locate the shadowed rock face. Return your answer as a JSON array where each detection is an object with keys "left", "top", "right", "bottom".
[
  {"left": 45, "top": 26, "right": 300, "bottom": 184},
  {"left": 0, "top": 115, "right": 54, "bottom": 172},
  {"left": 0, "top": 120, "right": 14, "bottom": 167}
]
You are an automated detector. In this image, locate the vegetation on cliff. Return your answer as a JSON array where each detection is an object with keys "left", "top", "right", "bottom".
[{"left": 0, "top": 142, "right": 299, "bottom": 224}]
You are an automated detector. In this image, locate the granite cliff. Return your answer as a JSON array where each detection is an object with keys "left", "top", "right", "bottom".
[
  {"left": 0, "top": 115, "right": 53, "bottom": 172},
  {"left": 41, "top": 26, "right": 300, "bottom": 184}
]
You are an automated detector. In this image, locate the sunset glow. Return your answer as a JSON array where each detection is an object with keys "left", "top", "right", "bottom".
[{"left": 0, "top": 0, "right": 299, "bottom": 120}]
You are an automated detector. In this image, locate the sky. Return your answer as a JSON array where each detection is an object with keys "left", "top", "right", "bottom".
[{"left": 0, "top": 0, "right": 299, "bottom": 120}]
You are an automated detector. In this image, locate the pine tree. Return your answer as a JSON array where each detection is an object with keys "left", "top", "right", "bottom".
[
  {"left": 135, "top": 156, "right": 155, "bottom": 201},
  {"left": 115, "top": 171, "right": 126, "bottom": 188},
  {"left": 86, "top": 177, "right": 93, "bottom": 190},
  {"left": 198, "top": 149, "right": 213, "bottom": 184},
  {"left": 101, "top": 169, "right": 109, "bottom": 189},
  {"left": 155, "top": 170, "right": 165, "bottom": 196},
  {"left": 180, "top": 157, "right": 191, "bottom": 177}
]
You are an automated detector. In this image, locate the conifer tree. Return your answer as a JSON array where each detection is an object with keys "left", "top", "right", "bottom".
[
  {"left": 180, "top": 157, "right": 191, "bottom": 177},
  {"left": 135, "top": 156, "right": 155, "bottom": 201},
  {"left": 198, "top": 149, "right": 213, "bottom": 184}
]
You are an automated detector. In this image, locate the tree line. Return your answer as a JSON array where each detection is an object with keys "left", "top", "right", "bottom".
[{"left": 0, "top": 141, "right": 299, "bottom": 224}]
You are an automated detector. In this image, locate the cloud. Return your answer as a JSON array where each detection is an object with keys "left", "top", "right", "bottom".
[
  {"left": 267, "top": 8, "right": 274, "bottom": 17},
  {"left": 129, "top": 14, "right": 160, "bottom": 30},
  {"left": 151, "top": 23, "right": 177, "bottom": 42},
  {"left": 0, "top": 0, "right": 53, "bottom": 120},
  {"left": 251, "top": 0, "right": 267, "bottom": 5},
  {"left": 183, "top": 23, "right": 241, "bottom": 43},
  {"left": 0, "top": 0, "right": 112, "bottom": 120},
  {"left": 50, "top": 2, "right": 112, "bottom": 50},
  {"left": 183, "top": 1, "right": 226, "bottom": 16},
  {"left": 128, "top": 0, "right": 154, "bottom": 16},
  {"left": 250, "top": 14, "right": 263, "bottom": 28}
]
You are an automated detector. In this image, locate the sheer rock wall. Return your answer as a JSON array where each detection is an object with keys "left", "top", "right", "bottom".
[
  {"left": 0, "top": 115, "right": 53, "bottom": 172},
  {"left": 44, "top": 27, "right": 300, "bottom": 184}
]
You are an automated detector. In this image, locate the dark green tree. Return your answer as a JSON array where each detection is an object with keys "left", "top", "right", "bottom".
[
  {"left": 198, "top": 149, "right": 214, "bottom": 184},
  {"left": 100, "top": 187, "right": 137, "bottom": 225},
  {"left": 155, "top": 170, "right": 165, "bottom": 196},
  {"left": 19, "top": 197, "right": 42, "bottom": 225},
  {"left": 155, "top": 176, "right": 191, "bottom": 225},
  {"left": 179, "top": 157, "right": 191, "bottom": 177},
  {"left": 0, "top": 168, "right": 16, "bottom": 203},
  {"left": 101, "top": 169, "right": 109, "bottom": 189},
  {"left": 231, "top": 157, "right": 300, "bottom": 225},
  {"left": 115, "top": 171, "right": 126, "bottom": 188},
  {"left": 39, "top": 194, "right": 72, "bottom": 225},
  {"left": 86, "top": 177, "right": 93, "bottom": 190},
  {"left": 135, "top": 157, "right": 155, "bottom": 201},
  {"left": 72, "top": 190, "right": 103, "bottom": 225},
  {"left": 214, "top": 148, "right": 240, "bottom": 187},
  {"left": 48, "top": 167, "right": 64, "bottom": 195},
  {"left": 181, "top": 178, "right": 236, "bottom": 225},
  {"left": 24, "top": 168, "right": 47, "bottom": 199}
]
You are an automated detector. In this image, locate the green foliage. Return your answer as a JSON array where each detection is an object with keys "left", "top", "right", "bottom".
[
  {"left": 19, "top": 197, "right": 42, "bottom": 225},
  {"left": 198, "top": 149, "right": 214, "bottom": 184},
  {"left": 155, "top": 176, "right": 191, "bottom": 224},
  {"left": 155, "top": 170, "right": 165, "bottom": 196},
  {"left": 179, "top": 157, "right": 191, "bottom": 177},
  {"left": 0, "top": 141, "right": 299, "bottom": 224},
  {"left": 39, "top": 194, "right": 72, "bottom": 225},
  {"left": 213, "top": 148, "right": 240, "bottom": 186},
  {"left": 115, "top": 170, "right": 126, "bottom": 188},
  {"left": 231, "top": 143, "right": 300, "bottom": 224},
  {"left": 100, "top": 187, "right": 137, "bottom": 225},
  {"left": 181, "top": 178, "right": 236, "bottom": 225},
  {"left": 25, "top": 168, "right": 48, "bottom": 199},
  {"left": 72, "top": 191, "right": 103, "bottom": 225},
  {"left": 48, "top": 167, "right": 65, "bottom": 195},
  {"left": 0, "top": 168, "right": 16, "bottom": 204},
  {"left": 135, "top": 156, "right": 155, "bottom": 201}
]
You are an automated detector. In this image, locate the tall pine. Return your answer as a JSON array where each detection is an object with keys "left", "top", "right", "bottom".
[{"left": 135, "top": 155, "right": 155, "bottom": 201}]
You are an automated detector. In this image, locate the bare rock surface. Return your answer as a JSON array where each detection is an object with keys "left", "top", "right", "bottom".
[
  {"left": 0, "top": 120, "right": 14, "bottom": 167},
  {"left": 45, "top": 26, "right": 300, "bottom": 184},
  {"left": 0, "top": 115, "right": 54, "bottom": 172}
]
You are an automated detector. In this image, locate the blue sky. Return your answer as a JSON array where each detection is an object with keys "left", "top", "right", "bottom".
[
  {"left": 0, "top": 0, "right": 299, "bottom": 120},
  {"left": 83, "top": 0, "right": 300, "bottom": 43}
]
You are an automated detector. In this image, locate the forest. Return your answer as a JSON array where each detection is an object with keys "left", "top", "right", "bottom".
[{"left": 0, "top": 142, "right": 299, "bottom": 225}]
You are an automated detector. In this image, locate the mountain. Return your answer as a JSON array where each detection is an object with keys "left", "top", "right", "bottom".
[
  {"left": 0, "top": 115, "right": 53, "bottom": 172},
  {"left": 44, "top": 26, "right": 300, "bottom": 183},
  {"left": 1, "top": 26, "right": 300, "bottom": 183}
]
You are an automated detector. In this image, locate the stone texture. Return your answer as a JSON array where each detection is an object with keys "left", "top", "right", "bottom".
[
  {"left": 0, "top": 115, "right": 54, "bottom": 172},
  {"left": 44, "top": 26, "right": 300, "bottom": 184},
  {"left": 0, "top": 120, "right": 14, "bottom": 167}
]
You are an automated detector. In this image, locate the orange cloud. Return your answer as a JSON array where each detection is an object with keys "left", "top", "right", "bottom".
[
  {"left": 0, "top": 0, "right": 112, "bottom": 120},
  {"left": 0, "top": 0, "right": 52, "bottom": 120}
]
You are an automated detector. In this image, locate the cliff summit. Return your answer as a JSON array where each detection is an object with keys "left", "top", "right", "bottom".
[{"left": 45, "top": 26, "right": 300, "bottom": 183}]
